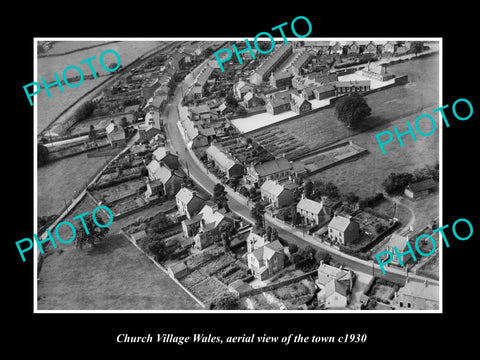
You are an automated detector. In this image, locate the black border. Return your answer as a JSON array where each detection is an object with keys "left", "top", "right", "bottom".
[{"left": 7, "top": 6, "right": 478, "bottom": 354}]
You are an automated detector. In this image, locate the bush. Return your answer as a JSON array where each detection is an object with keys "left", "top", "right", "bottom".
[
  {"left": 73, "top": 101, "right": 96, "bottom": 122},
  {"left": 288, "top": 243, "right": 299, "bottom": 254}
]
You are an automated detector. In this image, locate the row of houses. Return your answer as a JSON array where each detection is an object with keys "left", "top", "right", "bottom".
[{"left": 303, "top": 40, "right": 423, "bottom": 56}]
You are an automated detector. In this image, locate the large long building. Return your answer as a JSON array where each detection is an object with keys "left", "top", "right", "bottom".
[{"left": 249, "top": 44, "right": 293, "bottom": 85}]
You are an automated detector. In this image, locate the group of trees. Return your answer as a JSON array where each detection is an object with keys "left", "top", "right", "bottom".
[
  {"left": 250, "top": 202, "right": 266, "bottom": 229},
  {"left": 213, "top": 183, "right": 230, "bottom": 212},
  {"left": 74, "top": 215, "right": 110, "bottom": 250},
  {"left": 382, "top": 164, "right": 439, "bottom": 195},
  {"left": 303, "top": 179, "right": 340, "bottom": 200},
  {"left": 290, "top": 244, "right": 332, "bottom": 267},
  {"left": 359, "top": 193, "right": 384, "bottom": 209},
  {"left": 334, "top": 93, "right": 371, "bottom": 128}
]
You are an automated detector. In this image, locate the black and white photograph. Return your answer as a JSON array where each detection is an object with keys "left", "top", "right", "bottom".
[
  {"left": 34, "top": 38, "right": 441, "bottom": 312},
  {"left": 6, "top": 6, "right": 479, "bottom": 355}
]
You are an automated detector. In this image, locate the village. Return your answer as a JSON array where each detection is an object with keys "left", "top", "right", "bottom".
[{"left": 37, "top": 39, "right": 440, "bottom": 311}]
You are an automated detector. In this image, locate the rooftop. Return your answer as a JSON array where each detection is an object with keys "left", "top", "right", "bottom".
[{"left": 297, "top": 198, "right": 324, "bottom": 215}]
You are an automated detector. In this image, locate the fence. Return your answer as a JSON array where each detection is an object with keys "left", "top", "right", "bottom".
[{"left": 239, "top": 269, "right": 318, "bottom": 298}]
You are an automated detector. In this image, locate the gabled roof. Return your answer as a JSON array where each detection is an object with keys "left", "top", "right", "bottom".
[
  {"left": 168, "top": 261, "right": 187, "bottom": 275},
  {"left": 254, "top": 158, "right": 292, "bottom": 177},
  {"left": 199, "top": 127, "right": 216, "bottom": 137},
  {"left": 328, "top": 215, "right": 355, "bottom": 232},
  {"left": 325, "top": 279, "right": 348, "bottom": 298},
  {"left": 386, "top": 233, "right": 410, "bottom": 251},
  {"left": 317, "top": 263, "right": 352, "bottom": 287},
  {"left": 106, "top": 122, "right": 123, "bottom": 135},
  {"left": 291, "top": 93, "right": 310, "bottom": 108},
  {"left": 252, "top": 239, "right": 284, "bottom": 261},
  {"left": 261, "top": 180, "right": 287, "bottom": 197},
  {"left": 407, "top": 178, "right": 436, "bottom": 193},
  {"left": 206, "top": 144, "right": 239, "bottom": 171},
  {"left": 297, "top": 198, "right": 324, "bottom": 215},
  {"left": 254, "top": 44, "right": 293, "bottom": 77},
  {"left": 314, "top": 84, "right": 335, "bottom": 94},
  {"left": 153, "top": 147, "right": 175, "bottom": 161},
  {"left": 291, "top": 50, "right": 314, "bottom": 69},
  {"left": 176, "top": 187, "right": 204, "bottom": 206},
  {"left": 272, "top": 71, "right": 293, "bottom": 80},
  {"left": 199, "top": 204, "right": 226, "bottom": 228}
]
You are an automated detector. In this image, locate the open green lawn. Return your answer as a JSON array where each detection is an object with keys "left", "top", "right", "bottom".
[
  {"left": 312, "top": 105, "right": 439, "bottom": 199},
  {"left": 37, "top": 153, "right": 112, "bottom": 217},
  {"left": 37, "top": 196, "right": 202, "bottom": 310}
]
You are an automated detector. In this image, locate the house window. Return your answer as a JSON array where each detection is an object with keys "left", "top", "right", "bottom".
[
  {"left": 399, "top": 302, "right": 403, "bottom": 307},
  {"left": 407, "top": 303, "right": 411, "bottom": 308}
]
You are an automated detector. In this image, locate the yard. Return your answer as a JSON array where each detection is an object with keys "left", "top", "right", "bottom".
[
  {"left": 91, "top": 177, "right": 146, "bottom": 203},
  {"left": 37, "top": 195, "right": 202, "bottom": 310}
]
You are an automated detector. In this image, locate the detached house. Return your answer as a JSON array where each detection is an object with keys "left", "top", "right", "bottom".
[
  {"left": 260, "top": 180, "right": 294, "bottom": 209},
  {"left": 247, "top": 239, "right": 286, "bottom": 280},
  {"left": 175, "top": 187, "right": 206, "bottom": 220},
  {"left": 296, "top": 198, "right": 328, "bottom": 226},
  {"left": 152, "top": 147, "right": 180, "bottom": 170},
  {"left": 105, "top": 121, "right": 126, "bottom": 148},
  {"left": 189, "top": 203, "right": 236, "bottom": 250},
  {"left": 381, "top": 234, "right": 414, "bottom": 267},
  {"left": 316, "top": 261, "right": 356, "bottom": 309},
  {"left": 328, "top": 215, "right": 360, "bottom": 245},
  {"left": 146, "top": 160, "right": 185, "bottom": 197},
  {"left": 269, "top": 71, "right": 293, "bottom": 89},
  {"left": 290, "top": 93, "right": 312, "bottom": 114}
]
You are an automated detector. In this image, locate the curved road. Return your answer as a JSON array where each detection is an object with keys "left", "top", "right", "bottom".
[{"left": 163, "top": 78, "right": 436, "bottom": 286}]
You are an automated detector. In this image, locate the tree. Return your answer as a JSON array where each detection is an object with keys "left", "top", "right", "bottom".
[
  {"left": 324, "top": 182, "right": 339, "bottom": 198},
  {"left": 315, "top": 249, "right": 332, "bottom": 265},
  {"left": 229, "top": 176, "right": 241, "bottom": 191},
  {"left": 288, "top": 243, "right": 299, "bottom": 254},
  {"left": 265, "top": 226, "right": 273, "bottom": 242},
  {"left": 382, "top": 172, "right": 414, "bottom": 195},
  {"left": 343, "top": 192, "right": 359, "bottom": 204},
  {"left": 271, "top": 227, "right": 279, "bottom": 241},
  {"left": 213, "top": 183, "right": 228, "bottom": 210},
  {"left": 38, "top": 144, "right": 49, "bottom": 167},
  {"left": 250, "top": 202, "right": 266, "bottom": 229},
  {"left": 88, "top": 125, "right": 97, "bottom": 142},
  {"left": 239, "top": 186, "right": 249, "bottom": 198},
  {"left": 291, "top": 206, "right": 300, "bottom": 227},
  {"left": 335, "top": 93, "right": 371, "bottom": 128},
  {"left": 119, "top": 117, "right": 128, "bottom": 128},
  {"left": 248, "top": 187, "right": 258, "bottom": 199},
  {"left": 148, "top": 239, "right": 167, "bottom": 262},
  {"left": 74, "top": 101, "right": 96, "bottom": 122},
  {"left": 210, "top": 293, "right": 240, "bottom": 310},
  {"left": 225, "top": 94, "right": 238, "bottom": 109},
  {"left": 304, "top": 180, "right": 314, "bottom": 199},
  {"left": 74, "top": 216, "right": 109, "bottom": 249},
  {"left": 108, "top": 62, "right": 118, "bottom": 70}
]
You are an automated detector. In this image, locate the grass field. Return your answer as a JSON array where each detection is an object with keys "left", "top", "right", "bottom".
[
  {"left": 37, "top": 196, "right": 202, "bottom": 310},
  {"left": 37, "top": 153, "right": 112, "bottom": 217},
  {"left": 312, "top": 105, "right": 439, "bottom": 198}
]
